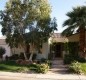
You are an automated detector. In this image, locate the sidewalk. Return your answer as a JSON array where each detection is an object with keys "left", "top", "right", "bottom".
[{"left": 0, "top": 71, "right": 86, "bottom": 80}]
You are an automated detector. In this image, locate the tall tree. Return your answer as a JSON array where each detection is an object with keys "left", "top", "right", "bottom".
[
  {"left": 0, "top": 0, "right": 57, "bottom": 60},
  {"left": 62, "top": 6, "right": 86, "bottom": 58}
]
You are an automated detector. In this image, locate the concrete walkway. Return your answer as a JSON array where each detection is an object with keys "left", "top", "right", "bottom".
[
  {"left": 48, "top": 58, "right": 68, "bottom": 74},
  {"left": 0, "top": 59, "right": 86, "bottom": 80}
]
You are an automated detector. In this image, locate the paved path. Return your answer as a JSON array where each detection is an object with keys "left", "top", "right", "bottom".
[
  {"left": 48, "top": 58, "right": 68, "bottom": 74},
  {"left": 0, "top": 71, "right": 86, "bottom": 80},
  {"left": 0, "top": 59, "right": 86, "bottom": 80}
]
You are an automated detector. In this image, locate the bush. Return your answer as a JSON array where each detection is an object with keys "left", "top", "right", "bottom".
[
  {"left": 9, "top": 54, "right": 19, "bottom": 60},
  {"left": 77, "top": 57, "right": 86, "bottom": 63},
  {"left": 69, "top": 61, "right": 86, "bottom": 75},
  {"left": 69, "top": 61, "right": 82, "bottom": 74},
  {"left": 36, "top": 63, "right": 49, "bottom": 73},
  {"left": 32, "top": 54, "right": 37, "bottom": 61},
  {"left": 40, "top": 58, "right": 47, "bottom": 63},
  {"left": 16, "top": 67, "right": 29, "bottom": 73},
  {"left": 63, "top": 54, "right": 76, "bottom": 64},
  {"left": 0, "top": 47, "right": 6, "bottom": 58},
  {"left": 19, "top": 52, "right": 25, "bottom": 60},
  {"left": 63, "top": 42, "right": 80, "bottom": 64},
  {"left": 63, "top": 53, "right": 86, "bottom": 64}
]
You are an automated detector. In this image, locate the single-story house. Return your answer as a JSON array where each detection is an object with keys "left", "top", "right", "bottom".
[
  {"left": 0, "top": 33, "right": 82, "bottom": 60},
  {"left": 0, "top": 36, "right": 11, "bottom": 59}
]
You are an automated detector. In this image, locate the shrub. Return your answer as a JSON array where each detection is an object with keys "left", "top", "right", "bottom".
[
  {"left": 40, "top": 58, "right": 47, "bottom": 63},
  {"left": 36, "top": 63, "right": 49, "bottom": 73},
  {"left": 32, "top": 54, "right": 37, "bottom": 61},
  {"left": 16, "top": 67, "right": 29, "bottom": 73},
  {"left": 63, "top": 42, "right": 80, "bottom": 64},
  {"left": 77, "top": 57, "right": 86, "bottom": 63},
  {"left": 64, "top": 53, "right": 86, "bottom": 64},
  {"left": 19, "top": 52, "right": 25, "bottom": 60},
  {"left": 63, "top": 54, "right": 75, "bottom": 64},
  {"left": 0, "top": 47, "right": 6, "bottom": 58},
  {"left": 69, "top": 61, "right": 82, "bottom": 74},
  {"left": 9, "top": 54, "right": 19, "bottom": 60}
]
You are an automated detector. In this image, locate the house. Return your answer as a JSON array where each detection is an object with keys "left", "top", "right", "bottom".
[
  {"left": 0, "top": 36, "right": 11, "bottom": 59},
  {"left": 0, "top": 33, "right": 80, "bottom": 60}
]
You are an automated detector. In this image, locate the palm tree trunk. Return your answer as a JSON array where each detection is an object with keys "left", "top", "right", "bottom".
[{"left": 79, "top": 27, "right": 85, "bottom": 58}]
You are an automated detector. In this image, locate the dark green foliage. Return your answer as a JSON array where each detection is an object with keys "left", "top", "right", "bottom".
[
  {"left": 36, "top": 63, "right": 49, "bottom": 73},
  {"left": 64, "top": 54, "right": 75, "bottom": 64},
  {"left": 63, "top": 42, "right": 86, "bottom": 64},
  {"left": 32, "top": 54, "right": 37, "bottom": 61},
  {"left": 62, "top": 6, "right": 86, "bottom": 36},
  {"left": 0, "top": 61, "right": 49, "bottom": 73},
  {"left": 7, "top": 53, "right": 37, "bottom": 61},
  {"left": 19, "top": 52, "right": 25, "bottom": 60},
  {"left": 64, "top": 42, "right": 79, "bottom": 54},
  {"left": 0, "top": 61, "right": 32, "bottom": 72},
  {"left": 9, "top": 54, "right": 19, "bottom": 60},
  {"left": 69, "top": 61, "right": 86, "bottom": 75},
  {"left": 77, "top": 57, "right": 86, "bottom": 62},
  {"left": 63, "top": 42, "right": 79, "bottom": 64},
  {"left": 0, "top": 0, "right": 57, "bottom": 57},
  {"left": 16, "top": 67, "right": 29, "bottom": 73},
  {"left": 69, "top": 61, "right": 82, "bottom": 74},
  {"left": 40, "top": 58, "right": 47, "bottom": 63},
  {"left": 0, "top": 47, "right": 6, "bottom": 58}
]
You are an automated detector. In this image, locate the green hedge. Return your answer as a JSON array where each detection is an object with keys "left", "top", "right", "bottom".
[{"left": 63, "top": 42, "right": 79, "bottom": 64}]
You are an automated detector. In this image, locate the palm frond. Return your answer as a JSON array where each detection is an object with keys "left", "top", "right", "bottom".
[
  {"left": 63, "top": 19, "right": 71, "bottom": 27},
  {"left": 61, "top": 25, "right": 76, "bottom": 36}
]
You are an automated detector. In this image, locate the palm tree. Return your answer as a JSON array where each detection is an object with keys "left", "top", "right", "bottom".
[{"left": 62, "top": 6, "right": 86, "bottom": 58}]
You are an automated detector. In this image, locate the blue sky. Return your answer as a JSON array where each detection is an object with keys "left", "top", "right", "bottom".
[{"left": 0, "top": 0, "right": 86, "bottom": 36}]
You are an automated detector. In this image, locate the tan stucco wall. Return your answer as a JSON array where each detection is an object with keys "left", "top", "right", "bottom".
[
  {"left": 36, "top": 42, "right": 50, "bottom": 59},
  {"left": 11, "top": 47, "right": 24, "bottom": 55},
  {"left": 67, "top": 33, "right": 79, "bottom": 42},
  {"left": 1, "top": 44, "right": 11, "bottom": 57},
  {"left": 11, "top": 42, "right": 50, "bottom": 59},
  {"left": 0, "top": 39, "right": 6, "bottom": 45},
  {"left": 49, "top": 37, "right": 68, "bottom": 44},
  {"left": 0, "top": 38, "right": 11, "bottom": 58}
]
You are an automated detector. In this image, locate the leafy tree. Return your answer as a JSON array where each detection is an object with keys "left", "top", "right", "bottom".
[
  {"left": 62, "top": 6, "right": 86, "bottom": 58},
  {"left": 0, "top": 0, "right": 57, "bottom": 60}
]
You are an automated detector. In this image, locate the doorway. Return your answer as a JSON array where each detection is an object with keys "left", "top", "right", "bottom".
[
  {"left": 55, "top": 44, "right": 62, "bottom": 58},
  {"left": 51, "top": 43, "right": 63, "bottom": 58}
]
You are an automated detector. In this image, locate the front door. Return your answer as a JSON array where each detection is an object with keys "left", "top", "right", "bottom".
[{"left": 55, "top": 44, "right": 62, "bottom": 58}]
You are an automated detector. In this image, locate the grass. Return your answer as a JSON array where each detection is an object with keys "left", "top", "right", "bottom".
[
  {"left": 80, "top": 63, "right": 86, "bottom": 74},
  {"left": 0, "top": 60, "right": 50, "bottom": 73},
  {"left": 0, "top": 61, "right": 38, "bottom": 73},
  {"left": 69, "top": 61, "right": 86, "bottom": 75}
]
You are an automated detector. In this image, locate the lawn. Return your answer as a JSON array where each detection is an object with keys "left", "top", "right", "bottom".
[
  {"left": 69, "top": 61, "right": 86, "bottom": 75},
  {"left": 80, "top": 63, "right": 86, "bottom": 74},
  {"left": 0, "top": 60, "right": 49, "bottom": 73},
  {"left": 0, "top": 61, "right": 38, "bottom": 73}
]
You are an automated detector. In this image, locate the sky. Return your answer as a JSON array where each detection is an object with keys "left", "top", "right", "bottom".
[{"left": 0, "top": 0, "right": 86, "bottom": 36}]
